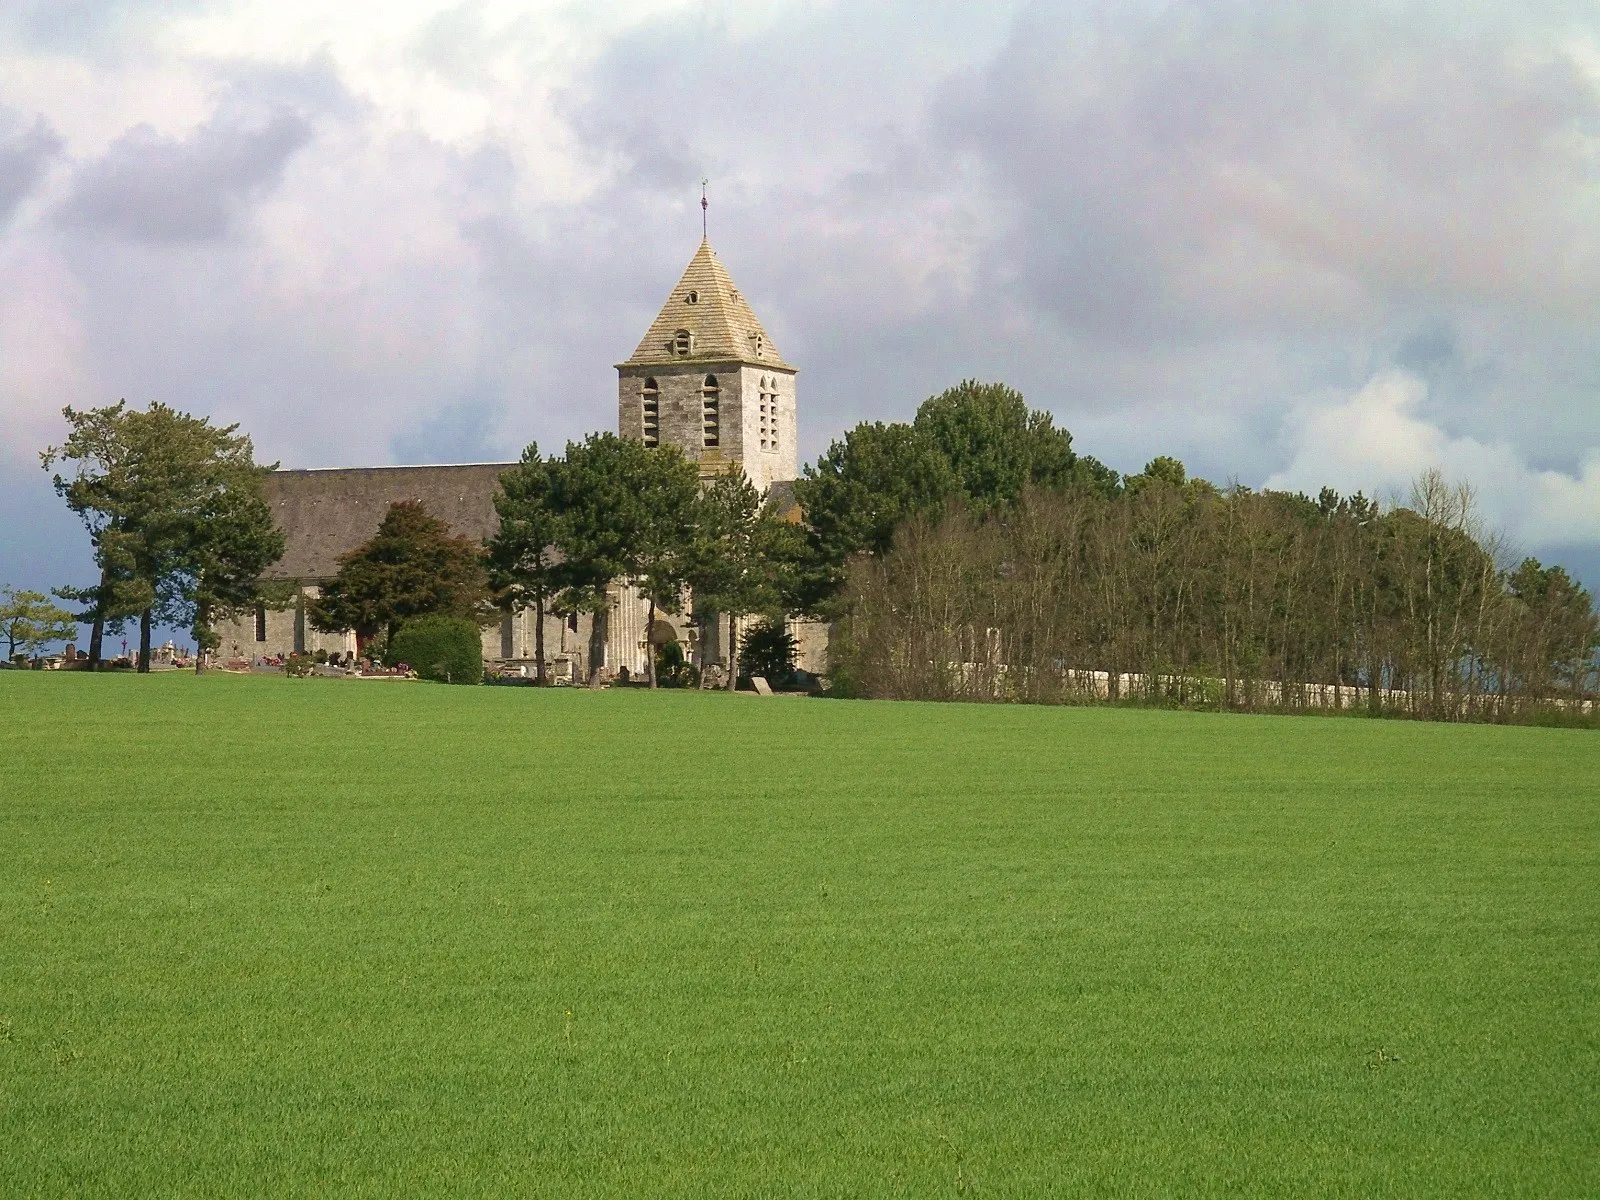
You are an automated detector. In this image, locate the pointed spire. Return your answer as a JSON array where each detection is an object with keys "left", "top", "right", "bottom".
[{"left": 620, "top": 239, "right": 790, "bottom": 369}]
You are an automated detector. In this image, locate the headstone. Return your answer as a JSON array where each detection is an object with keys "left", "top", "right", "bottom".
[
  {"left": 64, "top": 644, "right": 76, "bottom": 661},
  {"left": 751, "top": 675, "right": 773, "bottom": 696}
]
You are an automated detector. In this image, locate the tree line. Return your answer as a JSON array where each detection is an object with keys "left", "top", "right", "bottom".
[
  {"left": 35, "top": 385, "right": 1599, "bottom": 717},
  {"left": 831, "top": 465, "right": 1599, "bottom": 720}
]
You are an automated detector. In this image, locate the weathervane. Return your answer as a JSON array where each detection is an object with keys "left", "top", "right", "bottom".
[{"left": 701, "top": 178, "right": 708, "bottom": 240}]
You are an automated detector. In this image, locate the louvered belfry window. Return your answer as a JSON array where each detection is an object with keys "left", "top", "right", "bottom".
[
  {"left": 701, "top": 375, "right": 720, "bottom": 447},
  {"left": 759, "top": 377, "right": 781, "bottom": 452},
  {"left": 641, "top": 378, "right": 659, "bottom": 446}
]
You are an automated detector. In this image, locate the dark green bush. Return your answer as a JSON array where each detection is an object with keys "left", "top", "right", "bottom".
[
  {"left": 739, "top": 621, "right": 796, "bottom": 687},
  {"left": 654, "top": 640, "right": 698, "bottom": 688},
  {"left": 387, "top": 616, "right": 483, "bottom": 684}
]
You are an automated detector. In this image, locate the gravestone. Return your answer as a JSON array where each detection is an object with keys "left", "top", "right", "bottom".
[{"left": 751, "top": 675, "right": 773, "bottom": 696}]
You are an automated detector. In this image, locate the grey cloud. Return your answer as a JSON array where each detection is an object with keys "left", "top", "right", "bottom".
[
  {"left": 0, "top": 0, "right": 212, "bottom": 55},
  {"left": 7, "top": 1, "right": 1600, "bottom": 601},
  {"left": 391, "top": 398, "right": 507, "bottom": 466},
  {"left": 60, "top": 107, "right": 313, "bottom": 242},
  {"left": 937, "top": 4, "right": 1600, "bottom": 344},
  {"left": 0, "top": 112, "right": 63, "bottom": 226}
]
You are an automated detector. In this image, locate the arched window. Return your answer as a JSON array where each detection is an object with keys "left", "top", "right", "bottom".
[
  {"left": 673, "top": 329, "right": 692, "bottom": 356},
  {"left": 701, "top": 374, "right": 720, "bottom": 448},
  {"left": 641, "top": 377, "right": 659, "bottom": 446}
]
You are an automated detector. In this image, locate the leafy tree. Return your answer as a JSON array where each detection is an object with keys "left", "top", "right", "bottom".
[
  {"left": 548, "top": 433, "right": 699, "bottom": 687},
  {"left": 792, "top": 421, "right": 954, "bottom": 614},
  {"left": 309, "top": 501, "right": 491, "bottom": 655},
  {"left": 912, "top": 379, "right": 1079, "bottom": 507},
  {"left": 793, "top": 381, "right": 1114, "bottom": 614},
  {"left": 184, "top": 456, "right": 287, "bottom": 673},
  {"left": 1507, "top": 558, "right": 1599, "bottom": 697},
  {"left": 629, "top": 448, "right": 701, "bottom": 689},
  {"left": 41, "top": 401, "right": 281, "bottom": 672},
  {"left": 49, "top": 530, "right": 147, "bottom": 667},
  {"left": 487, "top": 444, "right": 564, "bottom": 684},
  {"left": 688, "top": 466, "right": 794, "bottom": 690},
  {"left": 0, "top": 588, "right": 80, "bottom": 660}
]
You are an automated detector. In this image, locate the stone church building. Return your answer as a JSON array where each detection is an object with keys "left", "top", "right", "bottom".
[{"left": 212, "top": 236, "right": 825, "bottom": 681}]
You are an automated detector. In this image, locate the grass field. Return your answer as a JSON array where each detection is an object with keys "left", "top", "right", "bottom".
[{"left": 1, "top": 672, "right": 1596, "bottom": 1197}]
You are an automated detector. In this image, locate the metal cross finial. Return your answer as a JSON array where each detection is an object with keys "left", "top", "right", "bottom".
[{"left": 701, "top": 178, "right": 708, "bottom": 240}]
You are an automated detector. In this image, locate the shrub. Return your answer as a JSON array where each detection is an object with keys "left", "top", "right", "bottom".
[
  {"left": 739, "top": 621, "right": 796, "bottom": 686},
  {"left": 387, "top": 616, "right": 483, "bottom": 685},
  {"left": 283, "top": 653, "right": 316, "bottom": 678},
  {"left": 654, "top": 640, "right": 698, "bottom": 688}
]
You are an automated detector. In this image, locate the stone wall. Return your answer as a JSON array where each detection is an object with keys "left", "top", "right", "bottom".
[{"left": 616, "top": 361, "right": 798, "bottom": 492}]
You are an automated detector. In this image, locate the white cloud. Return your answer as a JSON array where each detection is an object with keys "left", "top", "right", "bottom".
[
  {"left": 2, "top": 0, "right": 1600, "bottom": 594},
  {"left": 1266, "top": 369, "right": 1600, "bottom": 548}
]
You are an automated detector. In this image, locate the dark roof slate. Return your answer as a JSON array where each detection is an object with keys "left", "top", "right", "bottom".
[{"left": 264, "top": 464, "right": 513, "bottom": 580}]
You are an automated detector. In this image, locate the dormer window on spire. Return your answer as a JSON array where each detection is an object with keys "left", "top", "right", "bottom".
[{"left": 672, "top": 329, "right": 692, "bottom": 356}]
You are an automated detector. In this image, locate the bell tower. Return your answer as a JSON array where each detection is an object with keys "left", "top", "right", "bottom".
[{"left": 616, "top": 238, "right": 797, "bottom": 493}]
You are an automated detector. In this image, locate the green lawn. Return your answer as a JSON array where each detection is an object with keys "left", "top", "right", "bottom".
[{"left": 1, "top": 673, "right": 1596, "bottom": 1197}]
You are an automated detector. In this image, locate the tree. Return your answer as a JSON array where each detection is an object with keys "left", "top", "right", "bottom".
[
  {"left": 548, "top": 433, "right": 699, "bottom": 687},
  {"left": 1506, "top": 558, "right": 1599, "bottom": 699},
  {"left": 912, "top": 379, "right": 1079, "bottom": 508},
  {"left": 309, "top": 501, "right": 492, "bottom": 655},
  {"left": 688, "top": 466, "right": 793, "bottom": 690},
  {"left": 738, "top": 620, "right": 797, "bottom": 686},
  {"left": 183, "top": 456, "right": 286, "bottom": 673},
  {"left": 793, "top": 381, "right": 1111, "bottom": 615},
  {"left": 628, "top": 447, "right": 701, "bottom": 689},
  {"left": 41, "top": 401, "right": 281, "bottom": 672},
  {"left": 487, "top": 444, "right": 564, "bottom": 685},
  {"left": 0, "top": 588, "right": 80, "bottom": 660}
]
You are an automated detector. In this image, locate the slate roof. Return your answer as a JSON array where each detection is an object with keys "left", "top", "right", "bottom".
[
  {"left": 263, "top": 464, "right": 514, "bottom": 580},
  {"left": 620, "top": 239, "right": 793, "bottom": 371}
]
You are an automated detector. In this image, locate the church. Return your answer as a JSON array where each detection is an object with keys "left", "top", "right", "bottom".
[{"left": 211, "top": 235, "right": 827, "bottom": 681}]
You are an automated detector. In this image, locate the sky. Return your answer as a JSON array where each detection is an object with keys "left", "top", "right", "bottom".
[{"left": 3, "top": 0, "right": 1599, "bottom": 628}]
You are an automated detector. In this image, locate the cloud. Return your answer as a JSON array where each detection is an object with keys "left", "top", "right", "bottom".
[
  {"left": 940, "top": 3, "right": 1600, "bottom": 339},
  {"left": 391, "top": 397, "right": 507, "bottom": 465},
  {"left": 59, "top": 105, "right": 313, "bottom": 241},
  {"left": 2, "top": 0, "right": 1600, "bottom": 602},
  {"left": 1266, "top": 370, "right": 1600, "bottom": 549},
  {"left": 0, "top": 111, "right": 63, "bottom": 226},
  {"left": 0, "top": 0, "right": 211, "bottom": 54}
]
